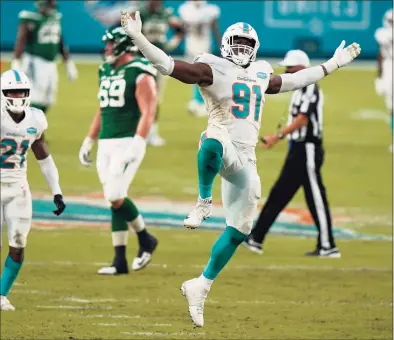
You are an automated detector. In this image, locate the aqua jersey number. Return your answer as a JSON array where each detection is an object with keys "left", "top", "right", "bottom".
[
  {"left": 0, "top": 139, "right": 29, "bottom": 169},
  {"left": 231, "top": 83, "right": 262, "bottom": 122}
]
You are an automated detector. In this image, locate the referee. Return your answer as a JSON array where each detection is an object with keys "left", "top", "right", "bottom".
[{"left": 244, "top": 50, "right": 341, "bottom": 258}]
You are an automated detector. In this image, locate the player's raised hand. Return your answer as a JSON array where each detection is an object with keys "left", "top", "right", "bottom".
[
  {"left": 121, "top": 10, "right": 142, "bottom": 39},
  {"left": 332, "top": 40, "right": 361, "bottom": 68},
  {"left": 53, "top": 194, "right": 66, "bottom": 216}
]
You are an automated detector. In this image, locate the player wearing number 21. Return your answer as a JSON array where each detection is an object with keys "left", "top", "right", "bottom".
[
  {"left": 79, "top": 27, "right": 158, "bottom": 276},
  {"left": 0, "top": 70, "right": 66, "bottom": 311},
  {"left": 121, "top": 11, "right": 361, "bottom": 327}
]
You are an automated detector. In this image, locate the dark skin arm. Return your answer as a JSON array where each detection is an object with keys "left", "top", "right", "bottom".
[
  {"left": 14, "top": 23, "right": 29, "bottom": 59},
  {"left": 31, "top": 136, "right": 50, "bottom": 160},
  {"left": 170, "top": 61, "right": 329, "bottom": 92},
  {"left": 59, "top": 37, "right": 70, "bottom": 61},
  {"left": 262, "top": 114, "right": 309, "bottom": 148}
]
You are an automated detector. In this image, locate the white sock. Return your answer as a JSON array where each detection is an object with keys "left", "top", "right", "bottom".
[
  {"left": 111, "top": 231, "right": 129, "bottom": 246},
  {"left": 199, "top": 274, "right": 213, "bottom": 289},
  {"left": 129, "top": 215, "right": 145, "bottom": 233}
]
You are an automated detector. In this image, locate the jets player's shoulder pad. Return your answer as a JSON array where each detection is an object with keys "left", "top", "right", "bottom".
[
  {"left": 255, "top": 60, "right": 274, "bottom": 74},
  {"left": 19, "top": 10, "right": 42, "bottom": 22},
  {"left": 27, "top": 107, "right": 48, "bottom": 135},
  {"left": 125, "top": 58, "right": 157, "bottom": 77}
]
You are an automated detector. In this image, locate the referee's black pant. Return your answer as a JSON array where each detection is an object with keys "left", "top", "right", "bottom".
[{"left": 250, "top": 142, "right": 336, "bottom": 250}]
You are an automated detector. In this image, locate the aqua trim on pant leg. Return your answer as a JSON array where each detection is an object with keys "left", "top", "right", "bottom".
[
  {"left": 203, "top": 226, "right": 247, "bottom": 280},
  {"left": 193, "top": 84, "right": 204, "bottom": 104},
  {"left": 197, "top": 138, "right": 223, "bottom": 199},
  {"left": 0, "top": 255, "right": 23, "bottom": 296},
  {"left": 390, "top": 113, "right": 393, "bottom": 134}
]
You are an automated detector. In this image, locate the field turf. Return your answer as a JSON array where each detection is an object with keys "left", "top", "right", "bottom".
[{"left": 0, "top": 62, "right": 392, "bottom": 339}]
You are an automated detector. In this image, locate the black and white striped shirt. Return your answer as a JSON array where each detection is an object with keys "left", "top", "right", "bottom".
[{"left": 287, "top": 83, "right": 324, "bottom": 144}]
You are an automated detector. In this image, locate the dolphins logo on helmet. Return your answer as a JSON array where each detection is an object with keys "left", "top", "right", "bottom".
[{"left": 1, "top": 70, "right": 31, "bottom": 114}]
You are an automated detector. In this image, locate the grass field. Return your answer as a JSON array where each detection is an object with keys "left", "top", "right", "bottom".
[{"left": 1, "top": 62, "right": 393, "bottom": 339}]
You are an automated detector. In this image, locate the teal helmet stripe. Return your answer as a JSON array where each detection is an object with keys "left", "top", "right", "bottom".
[
  {"left": 12, "top": 70, "right": 21, "bottom": 82},
  {"left": 243, "top": 23, "right": 250, "bottom": 33}
]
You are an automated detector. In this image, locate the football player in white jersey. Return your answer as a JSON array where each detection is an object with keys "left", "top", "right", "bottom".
[
  {"left": 375, "top": 8, "right": 393, "bottom": 151},
  {"left": 178, "top": 0, "right": 220, "bottom": 116},
  {"left": 121, "top": 11, "right": 361, "bottom": 327},
  {"left": 0, "top": 70, "right": 66, "bottom": 311}
]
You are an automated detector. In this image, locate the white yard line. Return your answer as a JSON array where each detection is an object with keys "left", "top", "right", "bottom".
[
  {"left": 120, "top": 332, "right": 205, "bottom": 337},
  {"left": 37, "top": 305, "right": 112, "bottom": 310},
  {"left": 95, "top": 323, "right": 172, "bottom": 327},
  {"left": 25, "top": 260, "right": 392, "bottom": 272}
]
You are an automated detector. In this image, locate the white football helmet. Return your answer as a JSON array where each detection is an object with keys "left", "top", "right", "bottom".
[
  {"left": 1, "top": 70, "right": 31, "bottom": 114},
  {"left": 220, "top": 22, "right": 260, "bottom": 66},
  {"left": 383, "top": 9, "right": 393, "bottom": 28}
]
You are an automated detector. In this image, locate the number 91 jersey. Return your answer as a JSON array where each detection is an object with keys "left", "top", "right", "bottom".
[
  {"left": 98, "top": 58, "right": 157, "bottom": 140},
  {"left": 195, "top": 53, "right": 273, "bottom": 147},
  {"left": 1, "top": 107, "right": 47, "bottom": 183}
]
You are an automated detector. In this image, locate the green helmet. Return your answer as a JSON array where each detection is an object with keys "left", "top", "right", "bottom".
[{"left": 102, "top": 26, "right": 139, "bottom": 64}]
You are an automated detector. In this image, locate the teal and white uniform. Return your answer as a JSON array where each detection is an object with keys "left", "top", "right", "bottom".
[
  {"left": 195, "top": 53, "right": 273, "bottom": 234},
  {"left": 0, "top": 105, "right": 47, "bottom": 248}
]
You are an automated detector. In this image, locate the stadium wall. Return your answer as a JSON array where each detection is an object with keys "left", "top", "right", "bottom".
[{"left": 0, "top": 0, "right": 391, "bottom": 59}]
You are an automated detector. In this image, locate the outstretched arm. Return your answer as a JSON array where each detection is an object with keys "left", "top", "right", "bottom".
[
  {"left": 266, "top": 40, "right": 361, "bottom": 94},
  {"left": 32, "top": 137, "right": 66, "bottom": 215},
  {"left": 121, "top": 11, "right": 213, "bottom": 87}
]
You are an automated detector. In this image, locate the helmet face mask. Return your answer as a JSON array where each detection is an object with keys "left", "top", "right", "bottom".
[
  {"left": 221, "top": 23, "right": 260, "bottom": 66},
  {"left": 102, "top": 26, "right": 138, "bottom": 64},
  {"left": 1, "top": 70, "right": 31, "bottom": 115}
]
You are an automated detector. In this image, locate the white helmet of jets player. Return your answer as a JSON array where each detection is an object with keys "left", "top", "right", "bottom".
[
  {"left": 1, "top": 70, "right": 31, "bottom": 114},
  {"left": 220, "top": 22, "right": 260, "bottom": 66},
  {"left": 383, "top": 8, "right": 393, "bottom": 28}
]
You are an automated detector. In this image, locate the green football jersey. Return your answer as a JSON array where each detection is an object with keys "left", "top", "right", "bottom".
[
  {"left": 140, "top": 7, "right": 175, "bottom": 50},
  {"left": 98, "top": 58, "right": 157, "bottom": 140},
  {"left": 19, "top": 10, "right": 62, "bottom": 62}
]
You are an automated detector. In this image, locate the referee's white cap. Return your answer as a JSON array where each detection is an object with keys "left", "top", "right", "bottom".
[{"left": 279, "top": 50, "right": 310, "bottom": 67}]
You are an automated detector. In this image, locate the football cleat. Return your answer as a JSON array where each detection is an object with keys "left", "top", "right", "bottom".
[
  {"left": 132, "top": 235, "right": 158, "bottom": 271},
  {"left": 305, "top": 247, "right": 341, "bottom": 258},
  {"left": 184, "top": 197, "right": 212, "bottom": 229},
  {"left": 181, "top": 278, "right": 210, "bottom": 327},
  {"left": 242, "top": 235, "right": 263, "bottom": 254},
  {"left": 0, "top": 296, "right": 15, "bottom": 311}
]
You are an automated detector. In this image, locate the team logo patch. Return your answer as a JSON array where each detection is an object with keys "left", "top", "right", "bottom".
[
  {"left": 257, "top": 72, "right": 267, "bottom": 79},
  {"left": 27, "top": 127, "right": 37, "bottom": 134}
]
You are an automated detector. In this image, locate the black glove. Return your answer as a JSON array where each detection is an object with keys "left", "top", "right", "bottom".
[{"left": 53, "top": 194, "right": 66, "bottom": 216}]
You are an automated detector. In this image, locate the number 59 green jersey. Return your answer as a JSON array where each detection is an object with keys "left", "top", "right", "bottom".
[
  {"left": 98, "top": 58, "right": 157, "bottom": 140},
  {"left": 19, "top": 10, "right": 62, "bottom": 62}
]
